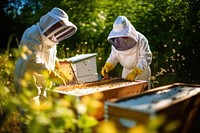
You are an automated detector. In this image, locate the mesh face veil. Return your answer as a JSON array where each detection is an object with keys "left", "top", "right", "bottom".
[
  {"left": 112, "top": 37, "right": 136, "bottom": 51},
  {"left": 37, "top": 7, "right": 77, "bottom": 43},
  {"left": 44, "top": 20, "right": 76, "bottom": 42}
]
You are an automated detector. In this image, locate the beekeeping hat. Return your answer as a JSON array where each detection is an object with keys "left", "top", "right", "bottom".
[
  {"left": 107, "top": 16, "right": 138, "bottom": 45},
  {"left": 37, "top": 7, "right": 77, "bottom": 42}
]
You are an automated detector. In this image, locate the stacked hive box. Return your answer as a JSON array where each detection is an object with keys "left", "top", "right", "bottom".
[{"left": 67, "top": 53, "right": 98, "bottom": 82}]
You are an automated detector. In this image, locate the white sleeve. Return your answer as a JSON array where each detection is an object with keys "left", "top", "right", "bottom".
[
  {"left": 136, "top": 33, "right": 152, "bottom": 71},
  {"left": 21, "top": 41, "right": 50, "bottom": 74}
]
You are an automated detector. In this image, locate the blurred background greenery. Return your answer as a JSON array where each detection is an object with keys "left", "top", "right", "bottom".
[{"left": 0, "top": 0, "right": 200, "bottom": 132}]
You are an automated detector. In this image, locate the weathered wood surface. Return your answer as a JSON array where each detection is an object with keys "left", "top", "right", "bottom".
[{"left": 105, "top": 83, "right": 200, "bottom": 133}]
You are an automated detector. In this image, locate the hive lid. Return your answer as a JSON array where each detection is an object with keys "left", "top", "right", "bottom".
[
  {"left": 106, "top": 83, "right": 200, "bottom": 114},
  {"left": 67, "top": 53, "right": 97, "bottom": 63}
]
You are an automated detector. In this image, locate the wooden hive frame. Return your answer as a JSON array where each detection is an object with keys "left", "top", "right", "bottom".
[{"left": 48, "top": 78, "right": 148, "bottom": 120}]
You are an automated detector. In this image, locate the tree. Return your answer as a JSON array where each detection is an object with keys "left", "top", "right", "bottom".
[{"left": 0, "top": 0, "right": 22, "bottom": 51}]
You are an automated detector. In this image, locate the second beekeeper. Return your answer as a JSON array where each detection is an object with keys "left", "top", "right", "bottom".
[{"left": 101, "top": 16, "right": 152, "bottom": 88}]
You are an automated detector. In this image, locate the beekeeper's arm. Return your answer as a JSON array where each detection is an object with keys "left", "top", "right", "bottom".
[
  {"left": 126, "top": 37, "right": 152, "bottom": 81},
  {"left": 28, "top": 53, "right": 66, "bottom": 86},
  {"left": 22, "top": 41, "right": 66, "bottom": 87},
  {"left": 137, "top": 38, "right": 152, "bottom": 69},
  {"left": 101, "top": 46, "right": 119, "bottom": 76}
]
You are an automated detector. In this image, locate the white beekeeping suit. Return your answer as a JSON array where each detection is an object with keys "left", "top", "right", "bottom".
[
  {"left": 101, "top": 16, "right": 152, "bottom": 88},
  {"left": 14, "top": 7, "right": 77, "bottom": 104}
]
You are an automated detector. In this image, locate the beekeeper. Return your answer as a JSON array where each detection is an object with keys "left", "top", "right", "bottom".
[
  {"left": 14, "top": 7, "right": 77, "bottom": 104},
  {"left": 101, "top": 16, "right": 152, "bottom": 88}
]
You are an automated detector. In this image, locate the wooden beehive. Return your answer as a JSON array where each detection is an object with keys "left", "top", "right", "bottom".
[
  {"left": 105, "top": 83, "right": 200, "bottom": 133},
  {"left": 67, "top": 53, "right": 98, "bottom": 82},
  {"left": 50, "top": 78, "right": 148, "bottom": 120}
]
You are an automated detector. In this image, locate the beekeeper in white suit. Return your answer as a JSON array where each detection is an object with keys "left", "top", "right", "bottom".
[
  {"left": 101, "top": 16, "right": 152, "bottom": 88},
  {"left": 14, "top": 7, "right": 77, "bottom": 104}
]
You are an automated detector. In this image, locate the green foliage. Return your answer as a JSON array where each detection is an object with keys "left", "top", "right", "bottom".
[
  {"left": 6, "top": 90, "right": 100, "bottom": 133},
  {"left": 0, "top": 49, "right": 19, "bottom": 132},
  {"left": 134, "top": 0, "right": 200, "bottom": 86}
]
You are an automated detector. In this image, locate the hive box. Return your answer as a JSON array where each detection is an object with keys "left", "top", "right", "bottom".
[
  {"left": 67, "top": 53, "right": 98, "bottom": 82},
  {"left": 105, "top": 83, "right": 200, "bottom": 133},
  {"left": 51, "top": 78, "right": 148, "bottom": 120}
]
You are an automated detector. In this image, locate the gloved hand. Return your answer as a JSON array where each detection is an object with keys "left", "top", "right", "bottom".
[
  {"left": 101, "top": 62, "right": 114, "bottom": 76},
  {"left": 50, "top": 70, "right": 67, "bottom": 86},
  {"left": 125, "top": 67, "right": 143, "bottom": 81}
]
